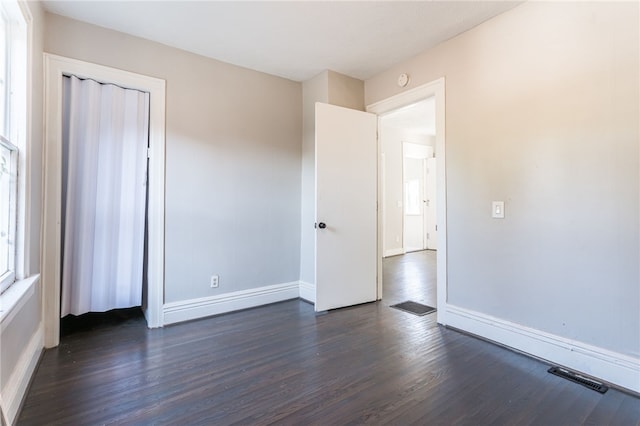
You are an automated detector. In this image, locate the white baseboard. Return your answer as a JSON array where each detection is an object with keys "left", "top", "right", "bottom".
[
  {"left": 299, "top": 281, "right": 315, "bottom": 303},
  {"left": 445, "top": 304, "right": 640, "bottom": 393},
  {"left": 163, "top": 282, "right": 300, "bottom": 325},
  {"left": 384, "top": 248, "right": 404, "bottom": 257},
  {"left": 1, "top": 325, "right": 43, "bottom": 425}
]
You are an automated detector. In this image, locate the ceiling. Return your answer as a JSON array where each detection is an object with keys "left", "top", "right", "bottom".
[{"left": 42, "top": 1, "right": 522, "bottom": 82}]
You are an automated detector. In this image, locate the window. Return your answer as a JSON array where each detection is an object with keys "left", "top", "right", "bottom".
[
  {"left": 0, "top": 137, "right": 17, "bottom": 292},
  {"left": 0, "top": 0, "right": 26, "bottom": 294}
]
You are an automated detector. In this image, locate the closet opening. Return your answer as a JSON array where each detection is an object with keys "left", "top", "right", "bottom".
[{"left": 59, "top": 75, "right": 150, "bottom": 336}]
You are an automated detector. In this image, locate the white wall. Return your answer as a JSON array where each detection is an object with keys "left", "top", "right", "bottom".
[
  {"left": 366, "top": 1, "right": 639, "bottom": 387},
  {"left": 381, "top": 125, "right": 403, "bottom": 256},
  {"left": 44, "top": 13, "right": 303, "bottom": 304},
  {"left": 380, "top": 123, "right": 431, "bottom": 256}
]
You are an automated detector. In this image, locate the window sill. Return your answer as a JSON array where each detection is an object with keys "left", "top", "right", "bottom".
[{"left": 0, "top": 274, "right": 40, "bottom": 329}]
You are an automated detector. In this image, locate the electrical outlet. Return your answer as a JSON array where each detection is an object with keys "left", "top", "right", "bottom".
[{"left": 210, "top": 275, "right": 219, "bottom": 288}]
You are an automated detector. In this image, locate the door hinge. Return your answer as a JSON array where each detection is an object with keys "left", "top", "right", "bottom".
[{"left": 147, "top": 147, "right": 152, "bottom": 158}]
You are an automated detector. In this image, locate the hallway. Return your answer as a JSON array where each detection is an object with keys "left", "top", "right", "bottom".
[{"left": 383, "top": 250, "right": 436, "bottom": 307}]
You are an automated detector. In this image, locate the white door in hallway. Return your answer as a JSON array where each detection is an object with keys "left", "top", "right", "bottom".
[
  {"left": 403, "top": 156, "right": 426, "bottom": 252},
  {"left": 315, "top": 102, "right": 377, "bottom": 312},
  {"left": 403, "top": 142, "right": 432, "bottom": 252}
]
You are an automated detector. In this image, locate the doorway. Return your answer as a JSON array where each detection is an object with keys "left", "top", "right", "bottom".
[
  {"left": 367, "top": 78, "right": 447, "bottom": 322},
  {"left": 42, "top": 54, "right": 166, "bottom": 348},
  {"left": 380, "top": 99, "right": 437, "bottom": 307},
  {"left": 402, "top": 141, "right": 435, "bottom": 253},
  {"left": 59, "top": 74, "right": 149, "bottom": 331}
]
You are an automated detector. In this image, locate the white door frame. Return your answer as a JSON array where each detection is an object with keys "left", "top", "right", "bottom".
[
  {"left": 42, "top": 54, "right": 166, "bottom": 347},
  {"left": 424, "top": 157, "right": 437, "bottom": 250},
  {"left": 366, "top": 77, "right": 447, "bottom": 324}
]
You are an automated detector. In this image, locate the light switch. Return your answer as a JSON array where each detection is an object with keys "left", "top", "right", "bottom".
[{"left": 492, "top": 201, "right": 505, "bottom": 219}]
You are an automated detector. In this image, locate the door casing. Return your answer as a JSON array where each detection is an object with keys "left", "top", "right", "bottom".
[
  {"left": 366, "top": 78, "right": 447, "bottom": 323},
  {"left": 42, "top": 54, "right": 166, "bottom": 347},
  {"left": 425, "top": 157, "right": 438, "bottom": 250}
]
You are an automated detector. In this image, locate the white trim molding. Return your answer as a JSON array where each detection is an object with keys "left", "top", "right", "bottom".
[
  {"left": 42, "top": 54, "right": 166, "bottom": 347},
  {"left": 16, "top": 0, "right": 33, "bottom": 281},
  {"left": 163, "top": 282, "right": 300, "bottom": 325},
  {"left": 299, "top": 281, "right": 315, "bottom": 303},
  {"left": 383, "top": 248, "right": 405, "bottom": 258},
  {"left": 0, "top": 325, "right": 43, "bottom": 425},
  {"left": 445, "top": 304, "right": 640, "bottom": 393}
]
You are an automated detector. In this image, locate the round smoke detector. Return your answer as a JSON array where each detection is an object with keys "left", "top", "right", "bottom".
[{"left": 397, "top": 73, "right": 410, "bottom": 87}]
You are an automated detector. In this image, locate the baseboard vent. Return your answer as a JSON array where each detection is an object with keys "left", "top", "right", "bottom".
[{"left": 548, "top": 366, "right": 608, "bottom": 394}]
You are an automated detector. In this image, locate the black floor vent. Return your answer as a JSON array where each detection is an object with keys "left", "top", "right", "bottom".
[{"left": 548, "top": 366, "right": 608, "bottom": 394}]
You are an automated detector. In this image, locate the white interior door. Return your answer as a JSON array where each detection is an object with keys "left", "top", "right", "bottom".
[
  {"left": 403, "top": 143, "right": 432, "bottom": 252},
  {"left": 425, "top": 157, "right": 438, "bottom": 250},
  {"left": 315, "top": 102, "right": 377, "bottom": 312}
]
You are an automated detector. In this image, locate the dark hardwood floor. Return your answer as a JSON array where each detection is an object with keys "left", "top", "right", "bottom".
[
  {"left": 382, "top": 250, "right": 436, "bottom": 307},
  {"left": 19, "top": 251, "right": 640, "bottom": 425}
]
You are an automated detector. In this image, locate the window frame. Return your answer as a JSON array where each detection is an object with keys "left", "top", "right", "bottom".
[
  {"left": 0, "top": 135, "right": 17, "bottom": 293},
  {"left": 0, "top": 0, "right": 27, "bottom": 295}
]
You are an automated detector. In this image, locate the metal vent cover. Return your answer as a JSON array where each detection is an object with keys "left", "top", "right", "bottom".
[{"left": 548, "top": 366, "right": 609, "bottom": 394}]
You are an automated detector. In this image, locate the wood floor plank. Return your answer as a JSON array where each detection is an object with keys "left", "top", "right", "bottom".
[{"left": 18, "top": 251, "right": 640, "bottom": 425}]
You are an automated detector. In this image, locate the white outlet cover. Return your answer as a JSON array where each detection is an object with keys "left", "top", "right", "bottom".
[
  {"left": 210, "top": 275, "right": 219, "bottom": 287},
  {"left": 492, "top": 201, "right": 505, "bottom": 218}
]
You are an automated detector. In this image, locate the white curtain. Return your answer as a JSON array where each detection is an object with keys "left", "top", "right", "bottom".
[{"left": 61, "top": 75, "right": 150, "bottom": 317}]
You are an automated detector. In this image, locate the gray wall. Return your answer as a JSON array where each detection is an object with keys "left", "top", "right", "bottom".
[
  {"left": 366, "top": 1, "right": 639, "bottom": 357},
  {"left": 327, "top": 70, "right": 364, "bottom": 111},
  {"left": 45, "top": 13, "right": 303, "bottom": 303}
]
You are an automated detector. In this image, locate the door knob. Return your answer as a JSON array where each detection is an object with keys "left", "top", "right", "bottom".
[{"left": 317, "top": 222, "right": 327, "bottom": 229}]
